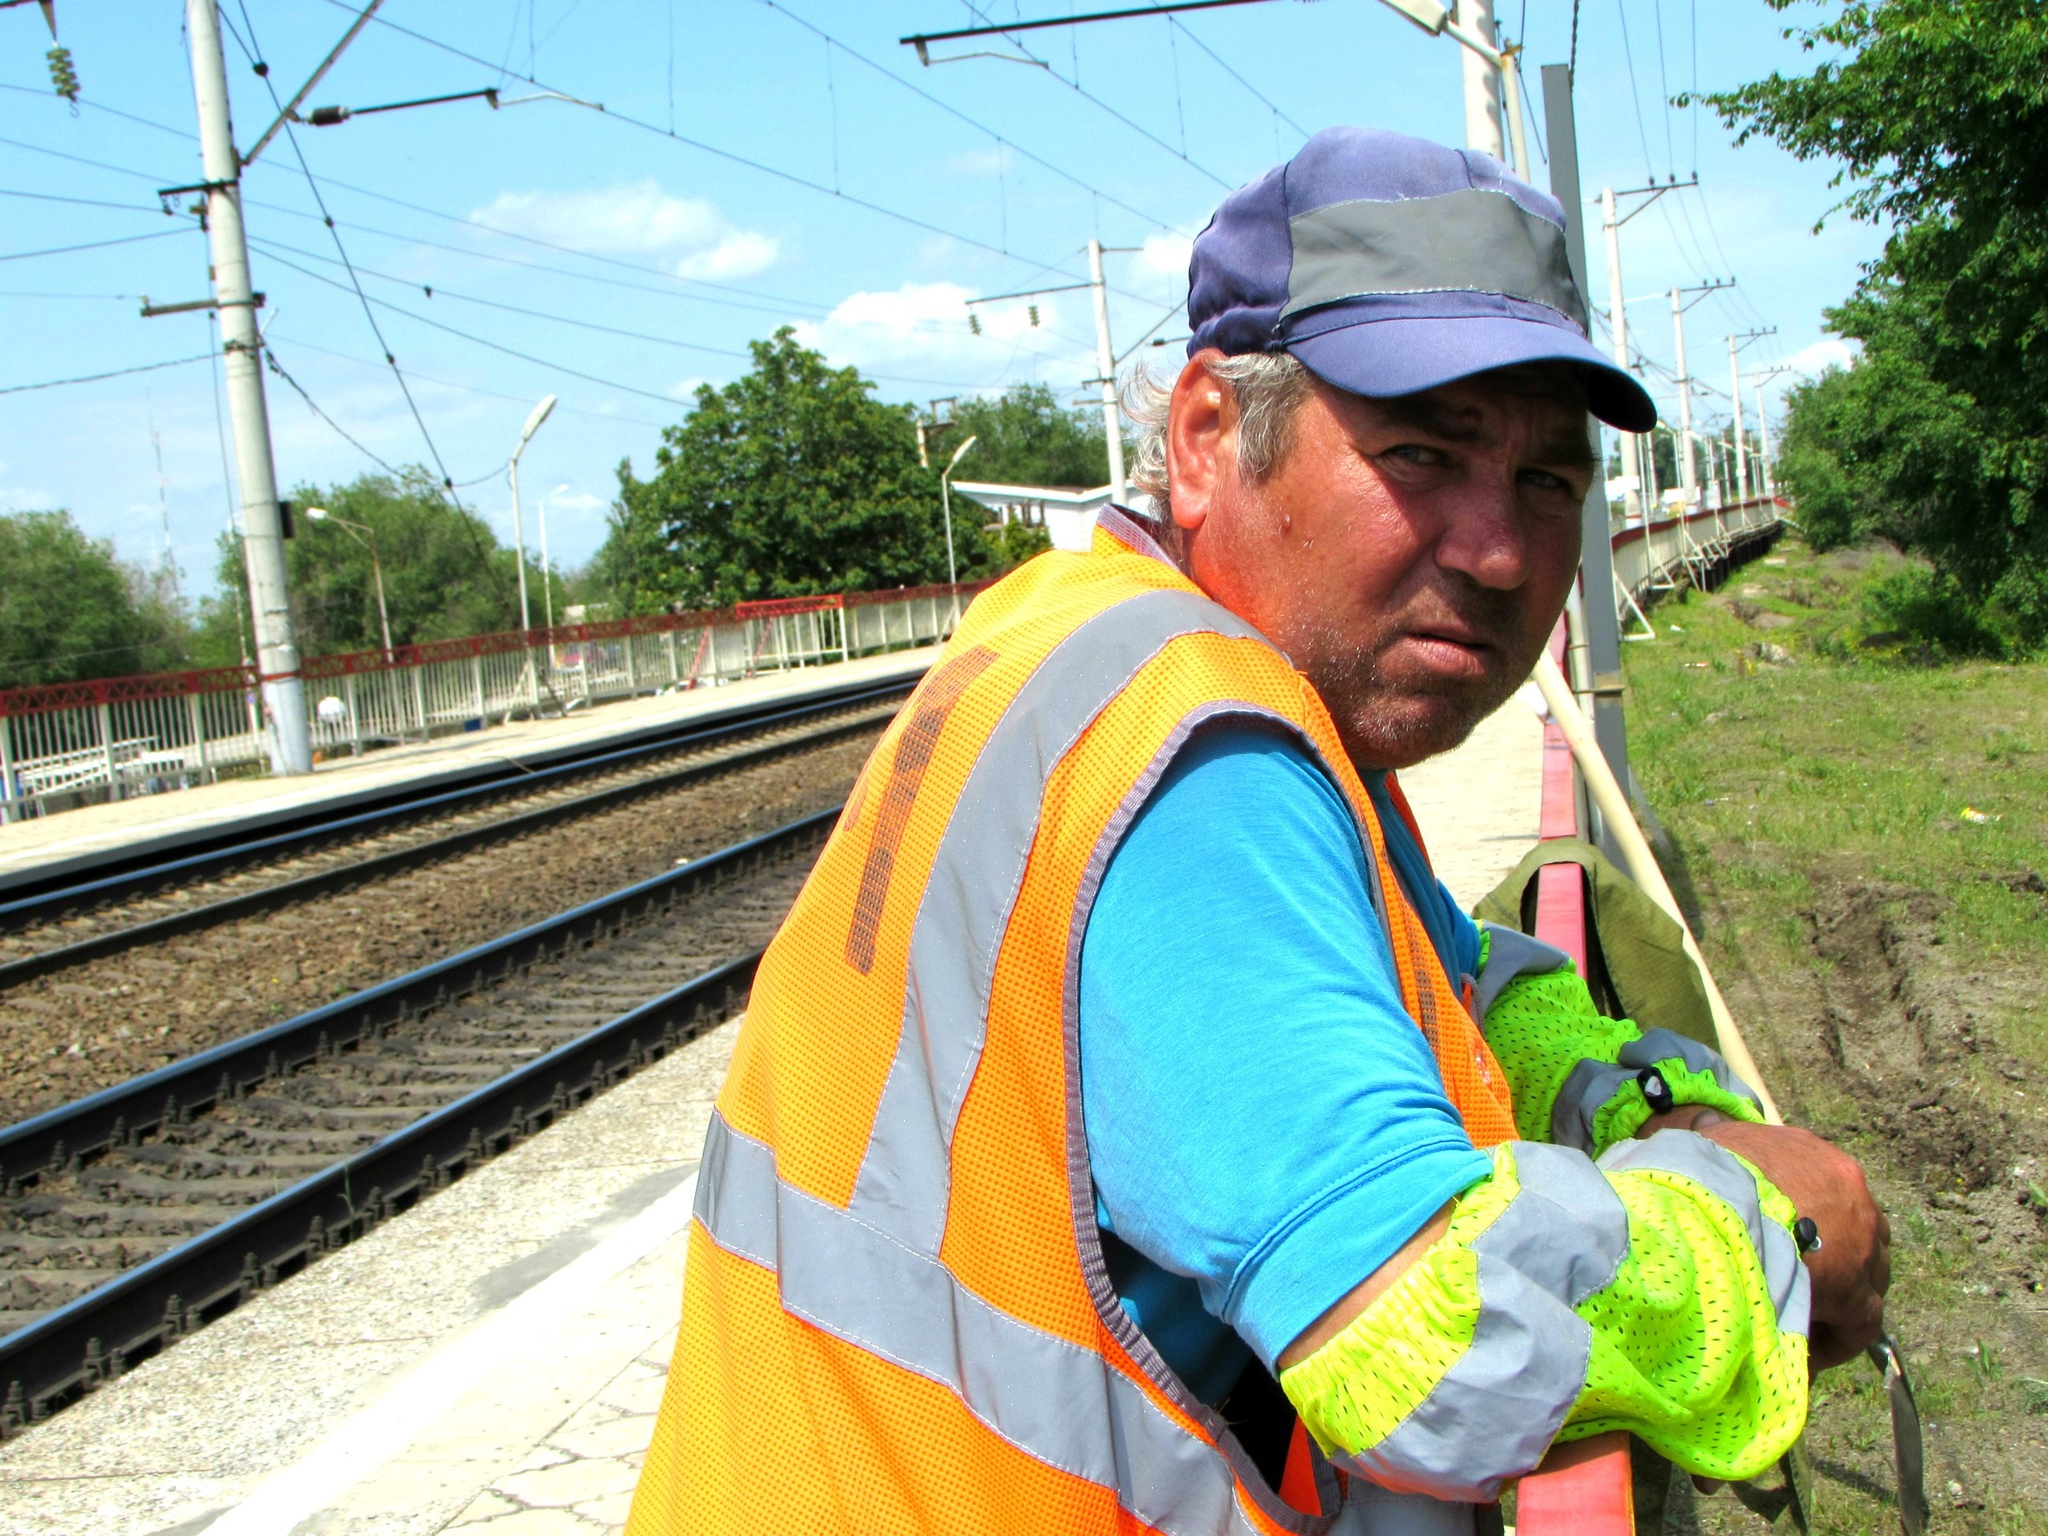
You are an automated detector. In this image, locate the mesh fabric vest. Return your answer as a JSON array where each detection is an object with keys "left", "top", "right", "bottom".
[{"left": 627, "top": 509, "right": 1517, "bottom": 1536}]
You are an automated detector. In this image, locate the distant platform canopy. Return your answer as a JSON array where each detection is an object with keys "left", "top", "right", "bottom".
[{"left": 950, "top": 481, "right": 1132, "bottom": 552}]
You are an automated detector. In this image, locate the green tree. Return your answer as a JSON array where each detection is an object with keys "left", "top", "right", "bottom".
[
  {"left": 0, "top": 510, "right": 189, "bottom": 688},
  {"left": 949, "top": 383, "right": 1108, "bottom": 487},
  {"left": 1701, "top": 0, "right": 2048, "bottom": 646},
  {"left": 603, "top": 329, "right": 999, "bottom": 611},
  {"left": 196, "top": 470, "right": 528, "bottom": 661}
]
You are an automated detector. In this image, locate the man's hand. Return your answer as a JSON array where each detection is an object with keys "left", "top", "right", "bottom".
[{"left": 1640, "top": 1106, "right": 1890, "bottom": 1372}]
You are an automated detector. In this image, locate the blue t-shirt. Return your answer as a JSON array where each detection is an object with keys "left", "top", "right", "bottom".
[{"left": 1078, "top": 726, "right": 1490, "bottom": 1403}]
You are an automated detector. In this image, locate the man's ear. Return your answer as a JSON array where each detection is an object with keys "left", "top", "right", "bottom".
[{"left": 1165, "top": 352, "right": 1231, "bottom": 533}]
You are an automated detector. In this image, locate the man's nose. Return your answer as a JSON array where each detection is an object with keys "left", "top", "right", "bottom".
[{"left": 1433, "top": 473, "right": 1531, "bottom": 591}]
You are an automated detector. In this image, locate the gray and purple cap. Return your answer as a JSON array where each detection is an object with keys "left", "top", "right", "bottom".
[{"left": 1187, "top": 126, "right": 1656, "bottom": 432}]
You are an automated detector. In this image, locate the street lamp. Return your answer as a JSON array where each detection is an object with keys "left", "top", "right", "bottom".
[
  {"left": 507, "top": 393, "right": 558, "bottom": 634},
  {"left": 940, "top": 434, "right": 979, "bottom": 625},
  {"left": 537, "top": 483, "right": 570, "bottom": 630},
  {"left": 303, "top": 506, "right": 393, "bottom": 661}
]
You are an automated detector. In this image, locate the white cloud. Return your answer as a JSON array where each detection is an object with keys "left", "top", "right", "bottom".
[
  {"left": 470, "top": 181, "right": 779, "bottom": 280},
  {"left": 673, "top": 230, "right": 779, "bottom": 281},
  {"left": 1136, "top": 232, "right": 1193, "bottom": 286},
  {"left": 1781, "top": 337, "right": 1859, "bottom": 377},
  {"left": 792, "top": 281, "right": 1090, "bottom": 379}
]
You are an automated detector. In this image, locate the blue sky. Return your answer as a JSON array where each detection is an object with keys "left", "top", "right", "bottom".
[{"left": 0, "top": 0, "right": 1880, "bottom": 598}]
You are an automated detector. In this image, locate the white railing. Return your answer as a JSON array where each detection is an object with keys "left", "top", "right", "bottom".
[
  {"left": 0, "top": 582, "right": 985, "bottom": 823},
  {"left": 1609, "top": 496, "right": 1784, "bottom": 620}
]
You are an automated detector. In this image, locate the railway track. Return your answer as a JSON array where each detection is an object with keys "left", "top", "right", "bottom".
[
  {"left": 0, "top": 676, "right": 915, "bottom": 983},
  {"left": 0, "top": 805, "right": 838, "bottom": 1430}
]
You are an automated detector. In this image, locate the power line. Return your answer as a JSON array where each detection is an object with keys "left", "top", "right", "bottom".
[
  {"left": 0, "top": 353, "right": 212, "bottom": 396},
  {"left": 262, "top": 342, "right": 404, "bottom": 476},
  {"left": 1163, "top": 11, "right": 1309, "bottom": 142},
  {"left": 327, "top": 1, "right": 1102, "bottom": 277},
  {"left": 1611, "top": 0, "right": 1658, "bottom": 179},
  {"left": 265, "top": 328, "right": 666, "bottom": 430},
  {"left": 255, "top": 240, "right": 1070, "bottom": 396},
  {"left": 0, "top": 229, "right": 187, "bottom": 262},
  {"left": 0, "top": 185, "right": 180, "bottom": 215},
  {"left": 756, "top": 0, "right": 1198, "bottom": 236},
  {"left": 947, "top": 0, "right": 1236, "bottom": 187},
  {"left": 224, "top": 3, "right": 464, "bottom": 499}
]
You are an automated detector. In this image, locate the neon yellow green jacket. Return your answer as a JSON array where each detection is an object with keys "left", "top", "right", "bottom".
[{"left": 1278, "top": 929, "right": 1810, "bottom": 1501}]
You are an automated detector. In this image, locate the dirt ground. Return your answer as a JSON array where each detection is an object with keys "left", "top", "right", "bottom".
[
  {"left": 0, "top": 731, "right": 878, "bottom": 1128},
  {"left": 1623, "top": 541, "right": 2048, "bottom": 1534}
]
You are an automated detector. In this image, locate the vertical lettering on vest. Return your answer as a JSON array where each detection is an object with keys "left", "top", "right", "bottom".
[
  {"left": 1405, "top": 918, "right": 1442, "bottom": 1056},
  {"left": 845, "top": 645, "right": 1000, "bottom": 974}
]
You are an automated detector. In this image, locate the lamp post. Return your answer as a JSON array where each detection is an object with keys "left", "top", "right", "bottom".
[
  {"left": 507, "top": 394, "right": 558, "bottom": 634},
  {"left": 538, "top": 483, "right": 569, "bottom": 631},
  {"left": 940, "top": 434, "right": 979, "bottom": 626},
  {"left": 304, "top": 506, "right": 393, "bottom": 662}
]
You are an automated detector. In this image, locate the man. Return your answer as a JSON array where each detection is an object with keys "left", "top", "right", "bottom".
[{"left": 627, "top": 127, "right": 1888, "bottom": 1535}]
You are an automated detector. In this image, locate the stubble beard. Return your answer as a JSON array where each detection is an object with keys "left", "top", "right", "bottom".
[{"left": 1292, "top": 602, "right": 1534, "bottom": 773}]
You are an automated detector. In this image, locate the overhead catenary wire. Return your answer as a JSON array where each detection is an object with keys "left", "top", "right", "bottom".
[
  {"left": 221, "top": 4, "right": 466, "bottom": 503},
  {"left": 0, "top": 353, "right": 213, "bottom": 395},
  {"left": 253, "top": 240, "right": 1068, "bottom": 396},
  {"left": 754, "top": 0, "right": 1200, "bottom": 237},
  {"left": 945, "top": 0, "right": 1236, "bottom": 188},
  {"left": 0, "top": 228, "right": 187, "bottom": 262},
  {"left": 325, "top": 0, "right": 1111, "bottom": 278},
  {"left": 1162, "top": 11, "right": 1310, "bottom": 143},
  {"left": 267, "top": 328, "right": 665, "bottom": 430},
  {"left": 261, "top": 342, "right": 405, "bottom": 476}
]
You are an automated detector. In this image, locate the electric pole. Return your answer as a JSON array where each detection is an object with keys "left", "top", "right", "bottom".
[
  {"left": 1600, "top": 189, "right": 1643, "bottom": 530},
  {"left": 1088, "top": 238, "right": 1128, "bottom": 505},
  {"left": 1455, "top": 0, "right": 1504, "bottom": 161},
  {"left": 1726, "top": 328, "right": 1776, "bottom": 504},
  {"left": 1727, "top": 333, "right": 1750, "bottom": 503},
  {"left": 183, "top": 0, "right": 309, "bottom": 774},
  {"left": 1752, "top": 368, "right": 1790, "bottom": 500},
  {"left": 1668, "top": 279, "right": 1734, "bottom": 506},
  {"left": 1541, "top": 63, "right": 1631, "bottom": 841}
]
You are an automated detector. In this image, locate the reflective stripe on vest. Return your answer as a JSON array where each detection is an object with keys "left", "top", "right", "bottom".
[
  {"left": 635, "top": 525, "right": 1515, "bottom": 1536},
  {"left": 697, "top": 1110, "right": 1270, "bottom": 1535}
]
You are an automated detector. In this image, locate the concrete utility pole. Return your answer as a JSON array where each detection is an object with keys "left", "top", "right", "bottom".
[
  {"left": 1455, "top": 0, "right": 1505, "bottom": 161},
  {"left": 1670, "top": 287, "right": 1697, "bottom": 500},
  {"left": 1600, "top": 189, "right": 1644, "bottom": 531},
  {"left": 1727, "top": 334, "right": 1750, "bottom": 503},
  {"left": 1753, "top": 372, "right": 1786, "bottom": 499},
  {"left": 185, "top": 0, "right": 310, "bottom": 774},
  {"left": 1087, "top": 239, "right": 1128, "bottom": 505},
  {"left": 1541, "top": 63, "right": 1632, "bottom": 828}
]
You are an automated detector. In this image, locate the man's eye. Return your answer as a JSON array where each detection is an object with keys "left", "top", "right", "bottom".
[
  {"left": 1518, "top": 468, "right": 1573, "bottom": 491},
  {"left": 1383, "top": 444, "right": 1444, "bottom": 466}
]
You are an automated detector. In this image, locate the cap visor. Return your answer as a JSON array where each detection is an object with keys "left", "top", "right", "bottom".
[{"left": 1287, "top": 314, "right": 1657, "bottom": 433}]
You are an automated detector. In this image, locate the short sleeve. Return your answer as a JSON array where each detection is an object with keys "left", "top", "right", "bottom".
[{"left": 1080, "top": 726, "right": 1491, "bottom": 1369}]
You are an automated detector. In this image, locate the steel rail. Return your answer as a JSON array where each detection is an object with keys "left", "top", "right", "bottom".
[
  {"left": 0, "top": 805, "right": 838, "bottom": 1427},
  {"left": 0, "top": 674, "right": 913, "bottom": 931},
  {"left": 0, "top": 695, "right": 894, "bottom": 989}
]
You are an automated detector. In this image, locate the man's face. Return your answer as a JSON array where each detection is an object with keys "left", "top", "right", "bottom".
[{"left": 1165, "top": 352, "right": 1597, "bottom": 771}]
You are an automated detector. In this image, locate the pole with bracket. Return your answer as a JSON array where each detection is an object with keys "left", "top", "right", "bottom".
[
  {"left": 182, "top": 0, "right": 311, "bottom": 775},
  {"left": 1541, "top": 64, "right": 1632, "bottom": 852}
]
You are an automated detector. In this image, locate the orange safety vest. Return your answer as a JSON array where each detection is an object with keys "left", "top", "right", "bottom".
[{"left": 627, "top": 508, "right": 1518, "bottom": 1536}]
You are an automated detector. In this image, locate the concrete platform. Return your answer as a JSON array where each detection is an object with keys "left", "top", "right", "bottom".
[
  {"left": 0, "top": 648, "right": 939, "bottom": 890},
  {"left": 0, "top": 693, "right": 1548, "bottom": 1536}
]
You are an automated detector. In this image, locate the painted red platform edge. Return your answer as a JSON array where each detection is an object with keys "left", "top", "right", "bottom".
[
  {"left": 1516, "top": 1431, "right": 1636, "bottom": 1532},
  {"left": 1514, "top": 625, "right": 1631, "bottom": 1534}
]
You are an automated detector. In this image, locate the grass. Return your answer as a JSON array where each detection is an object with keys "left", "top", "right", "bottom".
[{"left": 1619, "top": 538, "right": 2048, "bottom": 1534}]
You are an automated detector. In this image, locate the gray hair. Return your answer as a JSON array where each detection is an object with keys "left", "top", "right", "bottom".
[{"left": 1123, "top": 349, "right": 1314, "bottom": 506}]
